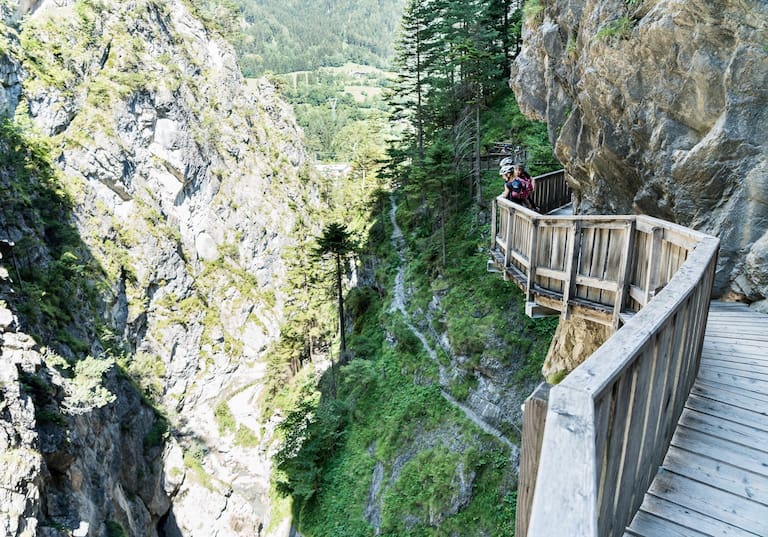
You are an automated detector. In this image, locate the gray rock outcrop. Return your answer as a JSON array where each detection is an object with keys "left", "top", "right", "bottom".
[
  {"left": 0, "top": 305, "right": 42, "bottom": 537},
  {"left": 511, "top": 0, "right": 768, "bottom": 299}
]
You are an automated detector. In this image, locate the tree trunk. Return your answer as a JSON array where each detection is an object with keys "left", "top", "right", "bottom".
[
  {"left": 416, "top": 28, "right": 424, "bottom": 161},
  {"left": 335, "top": 252, "right": 346, "bottom": 361},
  {"left": 474, "top": 99, "right": 482, "bottom": 206},
  {"left": 440, "top": 190, "right": 447, "bottom": 267}
]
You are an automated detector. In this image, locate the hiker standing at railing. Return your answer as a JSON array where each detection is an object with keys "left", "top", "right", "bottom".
[
  {"left": 501, "top": 166, "right": 529, "bottom": 208},
  {"left": 501, "top": 165, "right": 538, "bottom": 211},
  {"left": 515, "top": 165, "right": 538, "bottom": 211},
  {"left": 500, "top": 165, "right": 521, "bottom": 203}
]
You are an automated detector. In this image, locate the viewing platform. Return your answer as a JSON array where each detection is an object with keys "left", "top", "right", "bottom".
[{"left": 488, "top": 171, "right": 768, "bottom": 536}]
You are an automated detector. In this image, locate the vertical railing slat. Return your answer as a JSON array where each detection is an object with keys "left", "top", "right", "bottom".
[{"left": 515, "top": 384, "right": 550, "bottom": 537}]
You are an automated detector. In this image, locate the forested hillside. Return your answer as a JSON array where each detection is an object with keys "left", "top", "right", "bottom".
[
  {"left": 271, "top": 64, "right": 393, "bottom": 163},
  {"left": 231, "top": 0, "right": 406, "bottom": 75}
]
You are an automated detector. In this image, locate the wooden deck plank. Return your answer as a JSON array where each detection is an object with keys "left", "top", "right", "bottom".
[
  {"left": 677, "top": 407, "right": 768, "bottom": 451},
  {"left": 699, "top": 358, "right": 768, "bottom": 377},
  {"left": 670, "top": 426, "right": 768, "bottom": 478},
  {"left": 703, "top": 332, "right": 768, "bottom": 344},
  {"left": 703, "top": 329, "right": 768, "bottom": 340},
  {"left": 696, "top": 369, "right": 768, "bottom": 393},
  {"left": 662, "top": 445, "right": 768, "bottom": 503},
  {"left": 705, "top": 310, "right": 768, "bottom": 317},
  {"left": 700, "top": 351, "right": 768, "bottom": 368},
  {"left": 705, "top": 312, "right": 759, "bottom": 318},
  {"left": 699, "top": 362, "right": 768, "bottom": 382},
  {"left": 625, "top": 509, "right": 709, "bottom": 537},
  {"left": 701, "top": 341, "right": 768, "bottom": 359},
  {"left": 706, "top": 304, "right": 756, "bottom": 310},
  {"left": 629, "top": 495, "right": 760, "bottom": 537},
  {"left": 705, "top": 316, "right": 757, "bottom": 322},
  {"left": 645, "top": 471, "right": 768, "bottom": 534},
  {"left": 704, "top": 323, "right": 768, "bottom": 334},
  {"left": 694, "top": 378, "right": 768, "bottom": 405},
  {"left": 688, "top": 387, "right": 768, "bottom": 421},
  {"left": 702, "top": 336, "right": 768, "bottom": 350},
  {"left": 704, "top": 325, "right": 768, "bottom": 335},
  {"left": 707, "top": 302, "right": 752, "bottom": 310}
]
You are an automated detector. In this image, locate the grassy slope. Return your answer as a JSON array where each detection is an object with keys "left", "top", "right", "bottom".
[{"left": 282, "top": 266, "right": 521, "bottom": 536}]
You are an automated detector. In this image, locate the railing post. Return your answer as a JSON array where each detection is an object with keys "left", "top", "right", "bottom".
[
  {"left": 515, "top": 383, "right": 550, "bottom": 537},
  {"left": 491, "top": 198, "right": 498, "bottom": 250},
  {"left": 526, "top": 217, "right": 540, "bottom": 303},
  {"left": 612, "top": 219, "right": 636, "bottom": 329},
  {"left": 562, "top": 220, "right": 581, "bottom": 319},
  {"left": 504, "top": 207, "right": 515, "bottom": 271},
  {"left": 644, "top": 227, "right": 663, "bottom": 304}
]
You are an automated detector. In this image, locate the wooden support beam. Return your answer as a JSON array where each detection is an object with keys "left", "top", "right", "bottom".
[{"left": 526, "top": 301, "right": 560, "bottom": 318}]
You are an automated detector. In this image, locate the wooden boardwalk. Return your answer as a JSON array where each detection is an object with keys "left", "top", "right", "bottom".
[{"left": 626, "top": 301, "right": 768, "bottom": 537}]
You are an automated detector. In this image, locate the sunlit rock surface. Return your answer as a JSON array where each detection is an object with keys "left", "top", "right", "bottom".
[{"left": 511, "top": 0, "right": 768, "bottom": 299}]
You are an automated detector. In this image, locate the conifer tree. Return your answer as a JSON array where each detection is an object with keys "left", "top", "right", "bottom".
[
  {"left": 314, "top": 223, "right": 356, "bottom": 360},
  {"left": 390, "top": 0, "right": 433, "bottom": 160},
  {"left": 388, "top": 0, "right": 529, "bottom": 207}
]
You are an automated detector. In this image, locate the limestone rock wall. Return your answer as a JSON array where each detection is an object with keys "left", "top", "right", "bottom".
[
  {"left": 1, "top": 0, "right": 319, "bottom": 535},
  {"left": 511, "top": 0, "right": 768, "bottom": 301}
]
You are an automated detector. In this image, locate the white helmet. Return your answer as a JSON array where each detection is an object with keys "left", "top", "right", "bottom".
[
  {"left": 499, "top": 165, "right": 515, "bottom": 176},
  {"left": 499, "top": 156, "right": 515, "bottom": 168}
]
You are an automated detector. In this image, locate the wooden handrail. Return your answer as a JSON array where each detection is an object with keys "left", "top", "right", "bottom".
[{"left": 489, "top": 189, "right": 720, "bottom": 537}]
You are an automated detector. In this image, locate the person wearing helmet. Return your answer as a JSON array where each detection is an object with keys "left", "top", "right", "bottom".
[{"left": 500, "top": 165, "right": 525, "bottom": 204}]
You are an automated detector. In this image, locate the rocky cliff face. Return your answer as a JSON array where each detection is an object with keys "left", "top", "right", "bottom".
[
  {"left": 511, "top": 0, "right": 768, "bottom": 302},
  {"left": 1, "top": 0, "right": 319, "bottom": 535}
]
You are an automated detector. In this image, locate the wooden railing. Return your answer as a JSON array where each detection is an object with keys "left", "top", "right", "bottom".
[
  {"left": 489, "top": 199, "right": 707, "bottom": 329},
  {"left": 488, "top": 196, "right": 720, "bottom": 537},
  {"left": 529, "top": 169, "right": 571, "bottom": 215}
]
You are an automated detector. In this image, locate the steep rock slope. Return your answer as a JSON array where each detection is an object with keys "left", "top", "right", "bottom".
[
  {"left": 511, "top": 0, "right": 768, "bottom": 300},
  {"left": 1, "top": 0, "right": 318, "bottom": 535}
]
